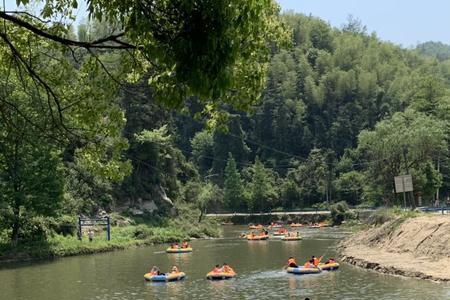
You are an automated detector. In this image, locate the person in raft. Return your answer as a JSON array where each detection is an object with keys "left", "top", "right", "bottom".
[
  {"left": 170, "top": 265, "right": 180, "bottom": 274},
  {"left": 261, "top": 229, "right": 268, "bottom": 236},
  {"left": 287, "top": 257, "right": 298, "bottom": 268},
  {"left": 325, "top": 257, "right": 336, "bottom": 264},
  {"left": 181, "top": 241, "right": 189, "bottom": 248},
  {"left": 311, "top": 255, "right": 320, "bottom": 267},
  {"left": 221, "top": 263, "right": 235, "bottom": 274},
  {"left": 149, "top": 266, "right": 164, "bottom": 276},
  {"left": 170, "top": 243, "right": 179, "bottom": 249},
  {"left": 303, "top": 259, "right": 315, "bottom": 268},
  {"left": 211, "top": 264, "right": 222, "bottom": 273}
]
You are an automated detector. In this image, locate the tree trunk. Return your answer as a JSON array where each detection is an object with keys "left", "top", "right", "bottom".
[
  {"left": 11, "top": 206, "right": 20, "bottom": 246},
  {"left": 198, "top": 209, "right": 204, "bottom": 223}
]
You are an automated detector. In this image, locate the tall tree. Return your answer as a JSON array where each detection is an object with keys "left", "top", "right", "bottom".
[
  {"left": 223, "top": 153, "right": 244, "bottom": 211},
  {"left": 358, "top": 109, "right": 446, "bottom": 206},
  {"left": 246, "top": 157, "right": 278, "bottom": 212}
]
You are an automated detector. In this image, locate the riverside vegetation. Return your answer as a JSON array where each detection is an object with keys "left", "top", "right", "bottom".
[{"left": 0, "top": 2, "right": 449, "bottom": 260}]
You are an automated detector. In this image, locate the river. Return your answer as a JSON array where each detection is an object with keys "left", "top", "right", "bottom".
[{"left": 1, "top": 226, "right": 449, "bottom": 300}]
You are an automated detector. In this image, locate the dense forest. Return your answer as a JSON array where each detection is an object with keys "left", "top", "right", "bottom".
[
  {"left": 0, "top": 2, "right": 449, "bottom": 246},
  {"left": 112, "top": 14, "right": 449, "bottom": 214}
]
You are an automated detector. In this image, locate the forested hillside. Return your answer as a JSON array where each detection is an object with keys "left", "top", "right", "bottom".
[
  {"left": 0, "top": 6, "right": 449, "bottom": 247},
  {"left": 113, "top": 14, "right": 450, "bottom": 213}
]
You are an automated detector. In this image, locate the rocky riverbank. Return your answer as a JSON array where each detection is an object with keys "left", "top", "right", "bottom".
[{"left": 339, "top": 215, "right": 450, "bottom": 282}]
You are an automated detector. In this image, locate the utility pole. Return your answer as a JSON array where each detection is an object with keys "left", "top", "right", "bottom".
[
  {"left": 402, "top": 146, "right": 415, "bottom": 209},
  {"left": 436, "top": 157, "right": 440, "bottom": 204}
]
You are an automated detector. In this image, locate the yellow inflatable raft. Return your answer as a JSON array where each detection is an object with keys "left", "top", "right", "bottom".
[
  {"left": 247, "top": 235, "right": 269, "bottom": 240},
  {"left": 206, "top": 271, "right": 236, "bottom": 280},
  {"left": 144, "top": 272, "right": 186, "bottom": 282},
  {"left": 318, "top": 262, "right": 339, "bottom": 271},
  {"left": 249, "top": 225, "right": 264, "bottom": 230},
  {"left": 166, "top": 247, "right": 193, "bottom": 253}
]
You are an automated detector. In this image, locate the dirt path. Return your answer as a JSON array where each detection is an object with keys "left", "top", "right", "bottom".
[{"left": 339, "top": 216, "right": 450, "bottom": 281}]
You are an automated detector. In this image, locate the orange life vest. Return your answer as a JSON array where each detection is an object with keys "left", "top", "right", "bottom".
[
  {"left": 223, "top": 266, "right": 234, "bottom": 273},
  {"left": 304, "top": 262, "right": 312, "bottom": 268},
  {"left": 313, "top": 257, "right": 319, "bottom": 266}
]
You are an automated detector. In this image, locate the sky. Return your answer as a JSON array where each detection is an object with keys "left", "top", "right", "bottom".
[
  {"left": 277, "top": 0, "right": 450, "bottom": 47},
  {"left": 2, "top": 0, "right": 450, "bottom": 47}
]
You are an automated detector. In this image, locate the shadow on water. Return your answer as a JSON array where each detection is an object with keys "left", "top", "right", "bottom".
[{"left": 0, "top": 239, "right": 59, "bottom": 270}]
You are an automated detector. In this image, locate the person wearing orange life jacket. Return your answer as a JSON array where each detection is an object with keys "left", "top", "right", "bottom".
[
  {"left": 287, "top": 256, "right": 298, "bottom": 268},
  {"left": 312, "top": 255, "right": 320, "bottom": 267},
  {"left": 221, "top": 263, "right": 235, "bottom": 274},
  {"left": 303, "top": 259, "right": 315, "bottom": 269},
  {"left": 211, "top": 264, "right": 222, "bottom": 273}
]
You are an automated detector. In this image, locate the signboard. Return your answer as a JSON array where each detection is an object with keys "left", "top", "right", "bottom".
[{"left": 394, "top": 175, "right": 413, "bottom": 193}]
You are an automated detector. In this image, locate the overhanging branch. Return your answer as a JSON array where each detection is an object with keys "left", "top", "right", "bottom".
[{"left": 0, "top": 11, "right": 136, "bottom": 50}]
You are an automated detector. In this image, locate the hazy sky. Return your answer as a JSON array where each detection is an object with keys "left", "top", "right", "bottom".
[
  {"left": 277, "top": 0, "right": 450, "bottom": 47},
  {"left": 2, "top": 0, "right": 450, "bottom": 47}
]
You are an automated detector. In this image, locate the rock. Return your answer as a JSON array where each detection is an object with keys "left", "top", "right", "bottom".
[
  {"left": 141, "top": 200, "right": 158, "bottom": 213},
  {"left": 129, "top": 208, "right": 144, "bottom": 216}
]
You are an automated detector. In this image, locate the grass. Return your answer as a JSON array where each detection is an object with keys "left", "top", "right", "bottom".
[{"left": 0, "top": 205, "right": 221, "bottom": 262}]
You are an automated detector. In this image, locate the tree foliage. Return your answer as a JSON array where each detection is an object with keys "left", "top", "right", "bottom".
[{"left": 223, "top": 153, "right": 244, "bottom": 211}]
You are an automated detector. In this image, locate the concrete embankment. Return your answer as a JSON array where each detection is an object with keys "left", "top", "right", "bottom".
[
  {"left": 339, "top": 216, "right": 450, "bottom": 281},
  {"left": 208, "top": 209, "right": 373, "bottom": 225}
]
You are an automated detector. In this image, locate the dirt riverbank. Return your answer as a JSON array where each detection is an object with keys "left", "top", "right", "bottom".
[{"left": 339, "top": 215, "right": 450, "bottom": 281}]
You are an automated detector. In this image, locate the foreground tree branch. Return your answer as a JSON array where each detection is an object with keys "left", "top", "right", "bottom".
[{"left": 0, "top": 11, "right": 136, "bottom": 50}]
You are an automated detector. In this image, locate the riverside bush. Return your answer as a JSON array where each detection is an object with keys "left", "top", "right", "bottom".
[{"left": 330, "top": 201, "right": 355, "bottom": 225}]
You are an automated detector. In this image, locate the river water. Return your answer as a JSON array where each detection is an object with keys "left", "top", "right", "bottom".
[{"left": 1, "top": 226, "right": 449, "bottom": 300}]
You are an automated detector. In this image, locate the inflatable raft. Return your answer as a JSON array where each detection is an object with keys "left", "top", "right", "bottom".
[
  {"left": 144, "top": 272, "right": 186, "bottom": 282},
  {"left": 281, "top": 236, "right": 302, "bottom": 241},
  {"left": 272, "top": 229, "right": 288, "bottom": 236},
  {"left": 249, "top": 225, "right": 264, "bottom": 230},
  {"left": 166, "top": 247, "right": 193, "bottom": 253},
  {"left": 309, "top": 223, "right": 330, "bottom": 229},
  {"left": 286, "top": 267, "right": 321, "bottom": 275},
  {"left": 318, "top": 262, "right": 339, "bottom": 271},
  {"left": 290, "top": 223, "right": 303, "bottom": 228},
  {"left": 268, "top": 224, "right": 283, "bottom": 229},
  {"left": 247, "top": 235, "right": 269, "bottom": 240},
  {"left": 206, "top": 271, "right": 236, "bottom": 280}
]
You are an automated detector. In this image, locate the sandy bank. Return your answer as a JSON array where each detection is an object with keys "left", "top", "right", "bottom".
[{"left": 339, "top": 215, "right": 450, "bottom": 281}]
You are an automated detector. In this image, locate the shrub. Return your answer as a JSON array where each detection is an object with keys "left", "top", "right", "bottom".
[
  {"left": 366, "top": 208, "right": 396, "bottom": 226},
  {"left": 330, "top": 201, "right": 355, "bottom": 225},
  {"left": 53, "top": 215, "right": 77, "bottom": 236},
  {"left": 133, "top": 225, "right": 154, "bottom": 239},
  {"left": 19, "top": 216, "right": 56, "bottom": 242}
]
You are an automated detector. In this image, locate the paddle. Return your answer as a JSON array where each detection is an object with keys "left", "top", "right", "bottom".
[{"left": 317, "top": 250, "right": 328, "bottom": 268}]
